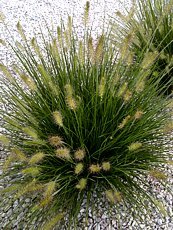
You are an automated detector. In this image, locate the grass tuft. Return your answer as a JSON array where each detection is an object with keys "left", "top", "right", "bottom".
[{"left": 0, "top": 2, "right": 172, "bottom": 228}]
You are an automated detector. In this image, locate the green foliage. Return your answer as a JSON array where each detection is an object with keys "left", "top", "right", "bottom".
[
  {"left": 0, "top": 3, "right": 172, "bottom": 228},
  {"left": 111, "top": 0, "right": 173, "bottom": 95}
]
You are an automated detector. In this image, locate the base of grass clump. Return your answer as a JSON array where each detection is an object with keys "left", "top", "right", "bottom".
[{"left": 0, "top": 3, "right": 172, "bottom": 229}]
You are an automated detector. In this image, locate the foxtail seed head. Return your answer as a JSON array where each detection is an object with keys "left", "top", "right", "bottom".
[
  {"left": 150, "top": 170, "right": 167, "bottom": 181},
  {"left": 22, "top": 167, "right": 40, "bottom": 176},
  {"left": 120, "top": 33, "right": 133, "bottom": 60},
  {"left": 67, "top": 16, "right": 72, "bottom": 36},
  {"left": 166, "top": 160, "right": 173, "bottom": 165},
  {"left": 74, "top": 163, "right": 84, "bottom": 175},
  {"left": 166, "top": 99, "right": 173, "bottom": 109},
  {"left": 16, "top": 21, "right": 27, "bottom": 41},
  {"left": 19, "top": 74, "right": 37, "bottom": 91},
  {"left": 42, "top": 213, "right": 64, "bottom": 230},
  {"left": 95, "top": 35, "right": 104, "bottom": 63},
  {"left": 79, "top": 40, "right": 84, "bottom": 64},
  {"left": 31, "top": 38, "right": 42, "bottom": 58},
  {"left": 66, "top": 96, "right": 77, "bottom": 110},
  {"left": 0, "top": 12, "right": 5, "bottom": 22},
  {"left": 141, "top": 51, "right": 158, "bottom": 69},
  {"left": 135, "top": 80, "right": 145, "bottom": 93},
  {"left": 83, "top": 1, "right": 90, "bottom": 25},
  {"left": 106, "top": 189, "right": 122, "bottom": 203},
  {"left": 12, "top": 148, "right": 27, "bottom": 162},
  {"left": 53, "top": 111, "right": 63, "bottom": 127},
  {"left": 48, "top": 136, "right": 63, "bottom": 147},
  {"left": 44, "top": 181, "right": 56, "bottom": 198},
  {"left": 74, "top": 149, "right": 85, "bottom": 161},
  {"left": 112, "top": 74, "right": 120, "bottom": 87},
  {"left": 22, "top": 127, "right": 38, "bottom": 139},
  {"left": 16, "top": 180, "right": 44, "bottom": 198},
  {"left": 126, "top": 52, "right": 134, "bottom": 66},
  {"left": 102, "top": 162, "right": 111, "bottom": 171},
  {"left": 0, "top": 64, "right": 14, "bottom": 83},
  {"left": 88, "top": 36, "right": 94, "bottom": 62},
  {"left": 99, "top": 77, "right": 106, "bottom": 99},
  {"left": 1, "top": 184, "right": 21, "bottom": 194},
  {"left": 105, "top": 190, "right": 115, "bottom": 203},
  {"left": 118, "top": 115, "right": 131, "bottom": 129},
  {"left": 65, "top": 84, "right": 73, "bottom": 96},
  {"left": 76, "top": 178, "right": 87, "bottom": 190},
  {"left": 23, "top": 139, "right": 46, "bottom": 146},
  {"left": 123, "top": 89, "right": 132, "bottom": 102},
  {"left": 15, "top": 41, "right": 24, "bottom": 50},
  {"left": 3, "top": 154, "right": 16, "bottom": 172},
  {"left": 134, "top": 110, "right": 144, "bottom": 119},
  {"left": 0, "top": 39, "right": 6, "bottom": 46},
  {"left": 57, "top": 26, "right": 62, "bottom": 43},
  {"left": 163, "top": 1, "right": 173, "bottom": 15},
  {"left": 64, "top": 30, "right": 70, "bottom": 48},
  {"left": 114, "top": 191, "right": 122, "bottom": 202},
  {"left": 128, "top": 142, "right": 142, "bottom": 151},
  {"left": 89, "top": 164, "right": 101, "bottom": 173},
  {"left": 163, "top": 121, "right": 173, "bottom": 133},
  {"left": 39, "top": 196, "right": 53, "bottom": 208},
  {"left": 118, "top": 82, "right": 128, "bottom": 97},
  {"left": 13, "top": 65, "right": 37, "bottom": 91},
  {"left": 0, "top": 134, "right": 10, "bottom": 145},
  {"left": 29, "top": 152, "right": 45, "bottom": 165},
  {"left": 116, "top": 11, "right": 127, "bottom": 21},
  {"left": 55, "top": 147, "right": 71, "bottom": 160},
  {"left": 51, "top": 39, "right": 60, "bottom": 63}
]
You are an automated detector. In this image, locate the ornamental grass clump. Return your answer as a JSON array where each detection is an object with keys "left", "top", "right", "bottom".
[
  {"left": 111, "top": 0, "right": 173, "bottom": 95},
  {"left": 0, "top": 3, "right": 172, "bottom": 229}
]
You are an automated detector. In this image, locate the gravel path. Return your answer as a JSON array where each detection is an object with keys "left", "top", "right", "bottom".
[{"left": 0, "top": 1, "right": 173, "bottom": 229}]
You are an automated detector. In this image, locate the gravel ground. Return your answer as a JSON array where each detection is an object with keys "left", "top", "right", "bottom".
[{"left": 0, "top": 0, "right": 173, "bottom": 229}]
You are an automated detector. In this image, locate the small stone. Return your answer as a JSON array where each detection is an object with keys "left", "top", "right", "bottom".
[
  {"left": 96, "top": 225, "right": 101, "bottom": 230},
  {"left": 13, "top": 200, "right": 18, "bottom": 208},
  {"left": 121, "top": 212, "right": 126, "bottom": 217},
  {"left": 13, "top": 221, "right": 19, "bottom": 227},
  {"left": 80, "top": 208, "right": 85, "bottom": 213},
  {"left": 22, "top": 203, "right": 27, "bottom": 208},
  {"left": 112, "top": 220, "right": 117, "bottom": 226},
  {"left": 101, "top": 214, "right": 107, "bottom": 219},
  {"left": 168, "top": 223, "right": 173, "bottom": 229},
  {"left": 157, "top": 219, "right": 163, "bottom": 225},
  {"left": 3, "top": 223, "right": 9, "bottom": 229},
  {"left": 1, "top": 212, "right": 6, "bottom": 218},
  {"left": 31, "top": 217, "right": 37, "bottom": 225},
  {"left": 25, "top": 198, "right": 31, "bottom": 203},
  {"left": 140, "top": 224, "right": 146, "bottom": 229},
  {"left": 131, "top": 220, "right": 137, "bottom": 227},
  {"left": 7, "top": 208, "right": 12, "bottom": 217},
  {"left": 17, "top": 212, "right": 24, "bottom": 221},
  {"left": 19, "top": 196, "right": 24, "bottom": 202},
  {"left": 4, "top": 205, "right": 11, "bottom": 212}
]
